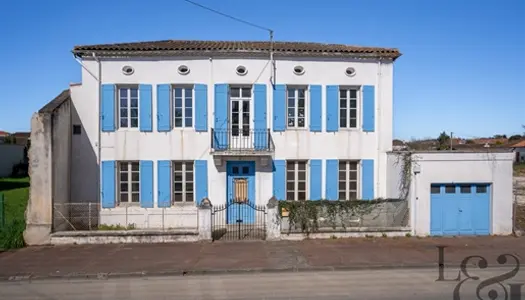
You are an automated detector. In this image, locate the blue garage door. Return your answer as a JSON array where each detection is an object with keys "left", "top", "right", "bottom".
[{"left": 430, "top": 184, "right": 491, "bottom": 236}]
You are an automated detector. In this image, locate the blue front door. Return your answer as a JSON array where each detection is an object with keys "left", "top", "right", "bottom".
[
  {"left": 227, "top": 161, "right": 256, "bottom": 224},
  {"left": 430, "top": 183, "right": 491, "bottom": 236}
]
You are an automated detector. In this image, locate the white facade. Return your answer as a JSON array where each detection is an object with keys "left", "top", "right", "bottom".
[{"left": 70, "top": 52, "right": 394, "bottom": 228}]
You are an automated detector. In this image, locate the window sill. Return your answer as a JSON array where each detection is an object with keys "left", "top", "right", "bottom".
[
  {"left": 116, "top": 128, "right": 141, "bottom": 132},
  {"left": 117, "top": 203, "right": 141, "bottom": 208},
  {"left": 285, "top": 127, "right": 309, "bottom": 131},
  {"left": 338, "top": 128, "right": 362, "bottom": 132},
  {"left": 170, "top": 202, "right": 197, "bottom": 208}
]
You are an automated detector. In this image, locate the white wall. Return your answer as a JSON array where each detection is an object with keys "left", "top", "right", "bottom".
[
  {"left": 515, "top": 147, "right": 525, "bottom": 162},
  {"left": 0, "top": 144, "right": 24, "bottom": 177},
  {"left": 408, "top": 152, "right": 514, "bottom": 236},
  {"left": 71, "top": 56, "right": 394, "bottom": 226}
]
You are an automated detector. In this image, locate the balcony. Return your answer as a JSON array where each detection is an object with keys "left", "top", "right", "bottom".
[{"left": 210, "top": 128, "right": 274, "bottom": 156}]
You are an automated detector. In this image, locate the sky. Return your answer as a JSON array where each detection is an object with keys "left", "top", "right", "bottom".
[{"left": 1, "top": 0, "right": 524, "bottom": 140}]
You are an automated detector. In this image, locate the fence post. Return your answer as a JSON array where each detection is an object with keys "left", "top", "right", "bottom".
[
  {"left": 88, "top": 203, "right": 92, "bottom": 230},
  {"left": 0, "top": 193, "right": 4, "bottom": 228},
  {"left": 198, "top": 198, "right": 212, "bottom": 241},
  {"left": 266, "top": 197, "right": 281, "bottom": 241}
]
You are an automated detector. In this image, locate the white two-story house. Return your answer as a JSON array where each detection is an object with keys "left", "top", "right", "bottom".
[{"left": 69, "top": 40, "right": 401, "bottom": 229}]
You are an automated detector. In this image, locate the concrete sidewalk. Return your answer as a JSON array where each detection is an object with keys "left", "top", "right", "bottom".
[{"left": 0, "top": 236, "right": 523, "bottom": 281}]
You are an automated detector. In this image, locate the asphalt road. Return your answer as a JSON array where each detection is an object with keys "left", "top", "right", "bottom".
[{"left": 1, "top": 267, "right": 523, "bottom": 300}]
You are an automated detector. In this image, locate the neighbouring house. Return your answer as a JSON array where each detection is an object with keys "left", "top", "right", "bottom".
[
  {"left": 25, "top": 39, "right": 514, "bottom": 245},
  {"left": 0, "top": 131, "right": 9, "bottom": 144},
  {"left": 510, "top": 140, "right": 525, "bottom": 163},
  {"left": 11, "top": 131, "right": 30, "bottom": 147}
]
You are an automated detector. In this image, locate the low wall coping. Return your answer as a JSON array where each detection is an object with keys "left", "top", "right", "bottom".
[
  {"left": 51, "top": 229, "right": 199, "bottom": 237},
  {"left": 281, "top": 226, "right": 411, "bottom": 234}
]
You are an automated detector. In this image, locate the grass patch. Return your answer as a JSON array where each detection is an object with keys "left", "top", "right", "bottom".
[
  {"left": 514, "top": 163, "right": 525, "bottom": 177},
  {"left": 0, "top": 177, "right": 29, "bottom": 250}
]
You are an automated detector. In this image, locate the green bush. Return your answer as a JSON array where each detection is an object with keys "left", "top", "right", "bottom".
[{"left": 0, "top": 220, "right": 26, "bottom": 250}]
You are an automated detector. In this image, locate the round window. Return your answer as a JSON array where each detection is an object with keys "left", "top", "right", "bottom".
[
  {"left": 345, "top": 67, "right": 356, "bottom": 77},
  {"left": 236, "top": 65, "right": 248, "bottom": 76},
  {"left": 293, "top": 65, "right": 305, "bottom": 75},
  {"left": 122, "top": 65, "right": 134, "bottom": 75},
  {"left": 178, "top": 65, "right": 190, "bottom": 75}
]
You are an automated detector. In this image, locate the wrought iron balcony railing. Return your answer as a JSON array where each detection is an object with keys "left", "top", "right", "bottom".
[{"left": 211, "top": 128, "right": 274, "bottom": 154}]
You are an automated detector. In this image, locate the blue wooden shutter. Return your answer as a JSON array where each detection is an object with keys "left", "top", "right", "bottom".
[
  {"left": 101, "top": 161, "right": 116, "bottom": 208},
  {"left": 363, "top": 85, "right": 375, "bottom": 132},
  {"left": 157, "top": 160, "right": 171, "bottom": 208},
  {"left": 362, "top": 159, "right": 374, "bottom": 200},
  {"left": 272, "top": 160, "right": 286, "bottom": 200},
  {"left": 140, "top": 160, "right": 154, "bottom": 208},
  {"left": 157, "top": 84, "right": 171, "bottom": 132},
  {"left": 326, "top": 85, "right": 339, "bottom": 132},
  {"left": 309, "top": 160, "right": 322, "bottom": 200},
  {"left": 101, "top": 85, "right": 115, "bottom": 132},
  {"left": 325, "top": 159, "right": 339, "bottom": 200},
  {"left": 214, "top": 84, "right": 228, "bottom": 149},
  {"left": 139, "top": 84, "right": 153, "bottom": 132},
  {"left": 273, "top": 85, "right": 286, "bottom": 131},
  {"left": 195, "top": 84, "right": 208, "bottom": 132},
  {"left": 254, "top": 84, "right": 267, "bottom": 149},
  {"left": 195, "top": 160, "right": 208, "bottom": 204},
  {"left": 309, "top": 85, "right": 322, "bottom": 132}
]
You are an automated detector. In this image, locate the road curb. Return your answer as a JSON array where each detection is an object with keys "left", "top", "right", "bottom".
[{"left": 0, "top": 263, "right": 467, "bottom": 282}]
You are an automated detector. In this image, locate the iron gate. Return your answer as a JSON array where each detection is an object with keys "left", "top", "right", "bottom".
[{"left": 211, "top": 199, "right": 267, "bottom": 241}]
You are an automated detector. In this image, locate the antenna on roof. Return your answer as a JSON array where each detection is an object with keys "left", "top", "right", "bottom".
[{"left": 182, "top": 0, "right": 276, "bottom": 85}]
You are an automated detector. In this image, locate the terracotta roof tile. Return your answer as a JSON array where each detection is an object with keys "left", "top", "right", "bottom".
[
  {"left": 73, "top": 40, "right": 401, "bottom": 60},
  {"left": 512, "top": 140, "right": 525, "bottom": 148}
]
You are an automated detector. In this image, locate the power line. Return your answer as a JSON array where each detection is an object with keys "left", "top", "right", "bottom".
[{"left": 182, "top": 0, "right": 273, "bottom": 33}]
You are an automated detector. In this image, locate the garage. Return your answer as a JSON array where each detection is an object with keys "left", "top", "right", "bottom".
[{"left": 430, "top": 183, "right": 491, "bottom": 236}]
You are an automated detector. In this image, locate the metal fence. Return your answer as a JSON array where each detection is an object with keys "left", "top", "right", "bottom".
[
  {"left": 0, "top": 193, "right": 4, "bottom": 229},
  {"left": 53, "top": 203, "right": 100, "bottom": 231},
  {"left": 52, "top": 203, "right": 199, "bottom": 232}
]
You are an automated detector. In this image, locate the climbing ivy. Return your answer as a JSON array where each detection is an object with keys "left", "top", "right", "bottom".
[
  {"left": 395, "top": 151, "right": 415, "bottom": 201},
  {"left": 277, "top": 199, "right": 386, "bottom": 234}
]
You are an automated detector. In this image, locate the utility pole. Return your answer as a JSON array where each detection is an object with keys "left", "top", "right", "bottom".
[{"left": 450, "top": 132, "right": 453, "bottom": 150}]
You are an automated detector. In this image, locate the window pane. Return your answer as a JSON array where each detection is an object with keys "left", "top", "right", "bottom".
[
  {"left": 131, "top": 108, "right": 138, "bottom": 118},
  {"left": 339, "top": 171, "right": 346, "bottom": 180},
  {"left": 230, "top": 88, "right": 240, "bottom": 98},
  {"left": 288, "top": 118, "right": 295, "bottom": 127},
  {"left": 130, "top": 98, "right": 138, "bottom": 108},
  {"left": 287, "top": 88, "right": 295, "bottom": 97},
  {"left": 174, "top": 193, "right": 183, "bottom": 202},
  {"left": 120, "top": 172, "right": 128, "bottom": 182},
  {"left": 298, "top": 162, "right": 306, "bottom": 171},
  {"left": 174, "top": 173, "right": 183, "bottom": 182},
  {"left": 120, "top": 163, "right": 127, "bottom": 171},
  {"left": 174, "top": 182, "right": 183, "bottom": 191},
  {"left": 298, "top": 89, "right": 305, "bottom": 98},
  {"left": 476, "top": 185, "right": 487, "bottom": 193},
  {"left": 349, "top": 171, "right": 357, "bottom": 180},
  {"left": 120, "top": 98, "right": 128, "bottom": 108},
  {"left": 298, "top": 171, "right": 306, "bottom": 181},
  {"left": 460, "top": 185, "right": 471, "bottom": 194},
  {"left": 242, "top": 166, "right": 249, "bottom": 175},
  {"left": 175, "top": 98, "right": 182, "bottom": 108},
  {"left": 349, "top": 119, "right": 357, "bottom": 128},
  {"left": 349, "top": 192, "right": 357, "bottom": 199},
  {"left": 130, "top": 88, "right": 138, "bottom": 98},
  {"left": 350, "top": 100, "right": 357, "bottom": 109},
  {"left": 298, "top": 118, "right": 305, "bottom": 127},
  {"left": 174, "top": 88, "right": 182, "bottom": 98},
  {"left": 184, "top": 88, "right": 192, "bottom": 97},
  {"left": 232, "top": 166, "right": 239, "bottom": 174},
  {"left": 185, "top": 118, "right": 192, "bottom": 127},
  {"left": 175, "top": 108, "right": 183, "bottom": 118},
  {"left": 185, "top": 108, "right": 192, "bottom": 118},
  {"left": 431, "top": 185, "right": 440, "bottom": 194},
  {"left": 186, "top": 193, "right": 194, "bottom": 202},
  {"left": 120, "top": 192, "right": 128, "bottom": 203},
  {"left": 338, "top": 191, "right": 346, "bottom": 200},
  {"left": 131, "top": 163, "right": 139, "bottom": 171},
  {"left": 339, "top": 90, "right": 346, "bottom": 99},
  {"left": 287, "top": 171, "right": 295, "bottom": 180},
  {"left": 350, "top": 89, "right": 357, "bottom": 99},
  {"left": 338, "top": 181, "right": 345, "bottom": 191},
  {"left": 349, "top": 181, "right": 357, "bottom": 190},
  {"left": 349, "top": 162, "right": 357, "bottom": 171},
  {"left": 350, "top": 109, "right": 357, "bottom": 118},
  {"left": 186, "top": 182, "right": 193, "bottom": 192},
  {"left": 288, "top": 108, "right": 295, "bottom": 117},
  {"left": 120, "top": 183, "right": 128, "bottom": 192},
  {"left": 241, "top": 88, "right": 251, "bottom": 98},
  {"left": 340, "top": 99, "right": 347, "bottom": 109},
  {"left": 120, "top": 108, "right": 128, "bottom": 118},
  {"left": 288, "top": 98, "right": 295, "bottom": 109},
  {"left": 445, "top": 185, "right": 455, "bottom": 193},
  {"left": 131, "top": 118, "right": 138, "bottom": 128},
  {"left": 298, "top": 192, "right": 306, "bottom": 200},
  {"left": 298, "top": 98, "right": 305, "bottom": 108},
  {"left": 131, "top": 193, "right": 140, "bottom": 203},
  {"left": 298, "top": 182, "right": 306, "bottom": 190},
  {"left": 185, "top": 97, "right": 192, "bottom": 108},
  {"left": 286, "top": 161, "right": 295, "bottom": 170},
  {"left": 120, "top": 88, "right": 128, "bottom": 98},
  {"left": 120, "top": 118, "right": 128, "bottom": 128},
  {"left": 174, "top": 118, "right": 183, "bottom": 127},
  {"left": 286, "top": 182, "right": 295, "bottom": 191},
  {"left": 286, "top": 192, "right": 295, "bottom": 201},
  {"left": 132, "top": 183, "right": 140, "bottom": 192},
  {"left": 298, "top": 108, "right": 305, "bottom": 118}
]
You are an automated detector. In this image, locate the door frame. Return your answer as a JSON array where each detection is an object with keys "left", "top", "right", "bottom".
[{"left": 226, "top": 161, "right": 256, "bottom": 224}]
